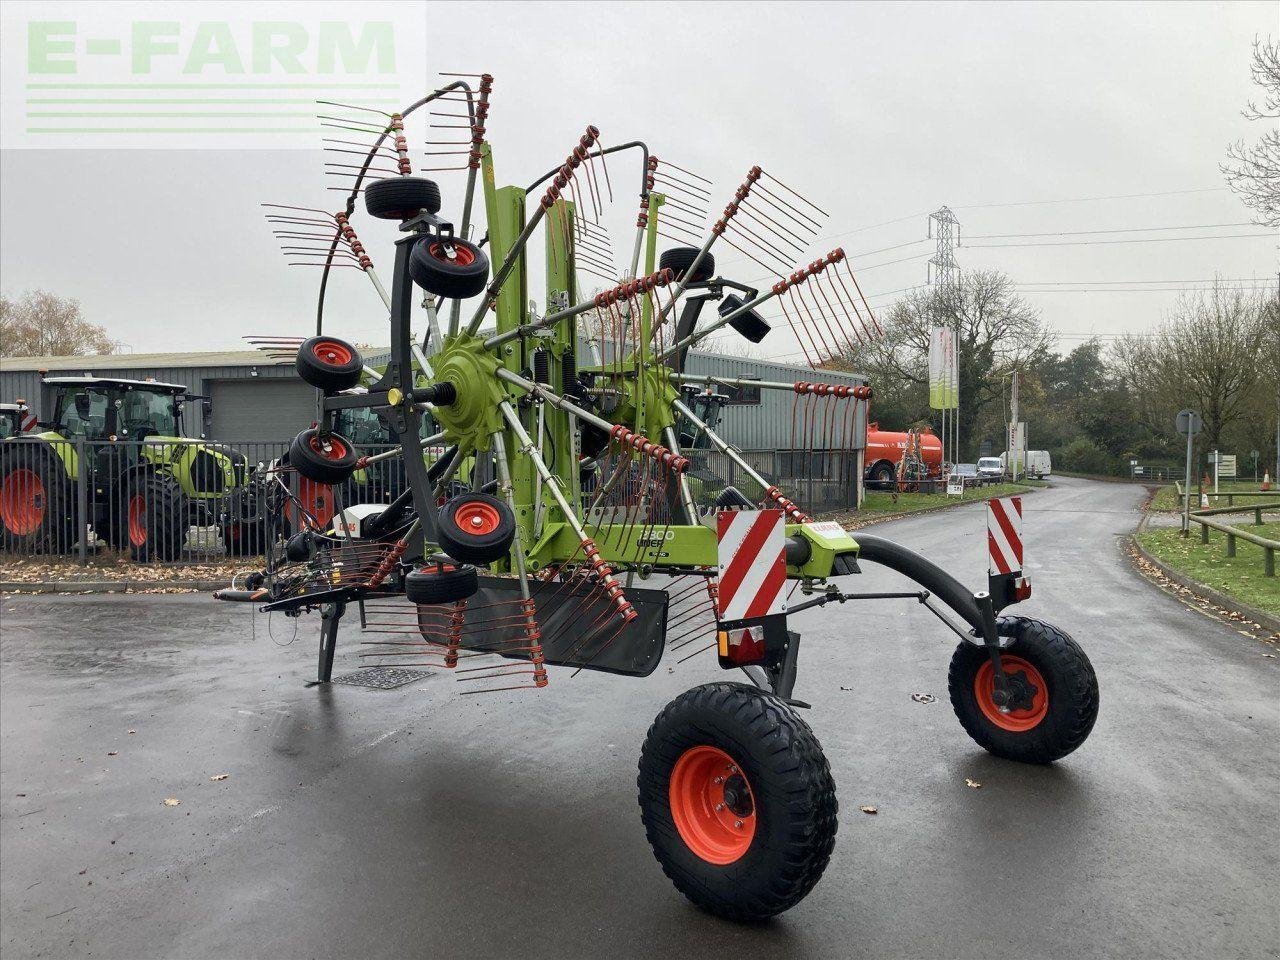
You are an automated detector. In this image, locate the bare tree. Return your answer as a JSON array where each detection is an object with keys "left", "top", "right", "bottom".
[
  {"left": 826, "top": 270, "right": 1050, "bottom": 458},
  {"left": 0, "top": 290, "right": 114, "bottom": 357},
  {"left": 1113, "top": 282, "right": 1268, "bottom": 451},
  {"left": 1223, "top": 37, "right": 1280, "bottom": 227}
]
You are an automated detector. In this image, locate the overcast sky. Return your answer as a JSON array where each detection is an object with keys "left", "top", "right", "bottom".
[{"left": 1, "top": 0, "right": 1276, "bottom": 361}]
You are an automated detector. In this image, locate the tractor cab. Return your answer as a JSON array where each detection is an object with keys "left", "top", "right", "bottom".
[{"left": 45, "top": 376, "right": 196, "bottom": 443}]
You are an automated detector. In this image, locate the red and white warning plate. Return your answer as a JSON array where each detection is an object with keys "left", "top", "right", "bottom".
[
  {"left": 716, "top": 509, "right": 787, "bottom": 622},
  {"left": 987, "top": 496, "right": 1023, "bottom": 575}
]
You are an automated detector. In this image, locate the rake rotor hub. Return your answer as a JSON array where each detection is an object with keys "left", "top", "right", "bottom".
[{"left": 428, "top": 335, "right": 507, "bottom": 449}]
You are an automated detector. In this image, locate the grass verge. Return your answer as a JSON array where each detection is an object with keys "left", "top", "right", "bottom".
[{"left": 1136, "top": 522, "right": 1280, "bottom": 617}]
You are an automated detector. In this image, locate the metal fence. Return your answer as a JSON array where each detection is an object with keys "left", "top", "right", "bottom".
[
  {"left": 0, "top": 438, "right": 411, "bottom": 565},
  {"left": 0, "top": 435, "right": 860, "bottom": 565}
]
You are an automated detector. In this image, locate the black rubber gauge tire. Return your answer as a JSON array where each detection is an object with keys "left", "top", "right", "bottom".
[
  {"left": 638, "top": 682, "right": 838, "bottom": 922},
  {"left": 409, "top": 236, "right": 490, "bottom": 299},
  {"left": 435, "top": 492, "right": 516, "bottom": 565},
  {"left": 948, "top": 616, "right": 1099, "bottom": 764},
  {"left": 405, "top": 563, "right": 479, "bottom": 605},
  {"left": 718, "top": 293, "right": 771, "bottom": 343},
  {"left": 296, "top": 336, "right": 364, "bottom": 392},
  {"left": 659, "top": 247, "right": 715, "bottom": 283},
  {"left": 288, "top": 429, "right": 358, "bottom": 485},
  {"left": 364, "top": 176, "right": 442, "bottom": 220}
]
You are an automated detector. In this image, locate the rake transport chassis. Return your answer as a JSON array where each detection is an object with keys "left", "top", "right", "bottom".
[{"left": 216, "top": 76, "right": 1100, "bottom": 921}]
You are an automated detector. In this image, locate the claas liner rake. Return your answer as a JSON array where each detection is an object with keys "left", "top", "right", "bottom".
[{"left": 215, "top": 74, "right": 1100, "bottom": 922}]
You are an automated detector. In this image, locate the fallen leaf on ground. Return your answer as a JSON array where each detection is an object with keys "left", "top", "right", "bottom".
[
  {"left": 106, "top": 751, "right": 118, "bottom": 757},
  {"left": 209, "top": 774, "right": 229, "bottom": 782},
  {"left": 162, "top": 797, "right": 180, "bottom": 807},
  {"left": 840, "top": 685, "right": 854, "bottom": 691},
  {"left": 911, "top": 693, "right": 936, "bottom": 704},
  {"left": 127, "top": 730, "right": 136, "bottom": 735},
  {"left": 965, "top": 779, "right": 982, "bottom": 789},
  {"left": 859, "top": 805, "right": 878, "bottom": 815}
]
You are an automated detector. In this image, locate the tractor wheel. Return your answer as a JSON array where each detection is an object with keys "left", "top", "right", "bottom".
[
  {"left": 364, "top": 175, "right": 442, "bottom": 220},
  {"left": 289, "top": 429, "right": 358, "bottom": 485},
  {"left": 659, "top": 247, "right": 715, "bottom": 283},
  {"left": 405, "top": 563, "right": 478, "bottom": 605},
  {"left": 295, "top": 336, "right": 364, "bottom": 392},
  {"left": 638, "top": 682, "right": 838, "bottom": 921},
  {"left": 122, "top": 475, "right": 188, "bottom": 562},
  {"left": 0, "top": 447, "right": 74, "bottom": 553},
  {"left": 409, "top": 236, "right": 489, "bottom": 299},
  {"left": 948, "top": 616, "right": 1099, "bottom": 764},
  {"left": 867, "top": 461, "right": 896, "bottom": 489},
  {"left": 435, "top": 493, "right": 516, "bottom": 565}
]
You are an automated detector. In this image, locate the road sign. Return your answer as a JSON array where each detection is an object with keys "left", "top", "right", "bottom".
[
  {"left": 946, "top": 475, "right": 964, "bottom": 496},
  {"left": 1176, "top": 409, "right": 1202, "bottom": 437},
  {"left": 1219, "top": 455, "right": 1237, "bottom": 478}
]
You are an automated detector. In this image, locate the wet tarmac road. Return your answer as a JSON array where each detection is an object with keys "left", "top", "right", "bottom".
[{"left": 2, "top": 477, "right": 1277, "bottom": 959}]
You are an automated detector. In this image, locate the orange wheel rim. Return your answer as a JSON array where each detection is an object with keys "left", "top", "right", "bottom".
[
  {"left": 0, "top": 468, "right": 45, "bottom": 535},
  {"left": 128, "top": 494, "right": 147, "bottom": 547},
  {"left": 975, "top": 655, "right": 1049, "bottom": 732},
  {"left": 308, "top": 435, "right": 348, "bottom": 460},
  {"left": 429, "top": 241, "right": 476, "bottom": 266},
  {"left": 669, "top": 745, "right": 756, "bottom": 865},
  {"left": 312, "top": 340, "right": 352, "bottom": 366},
  {"left": 454, "top": 501, "right": 501, "bottom": 537}
]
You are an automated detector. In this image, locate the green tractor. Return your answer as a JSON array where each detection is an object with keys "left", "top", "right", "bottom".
[
  {"left": 0, "top": 376, "right": 256, "bottom": 560},
  {"left": 0, "top": 401, "right": 32, "bottom": 440}
]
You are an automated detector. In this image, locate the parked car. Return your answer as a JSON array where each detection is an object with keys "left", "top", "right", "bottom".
[{"left": 977, "top": 456, "right": 1004, "bottom": 482}]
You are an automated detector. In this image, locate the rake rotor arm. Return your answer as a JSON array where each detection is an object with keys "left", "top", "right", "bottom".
[
  {"left": 525, "top": 140, "right": 650, "bottom": 202},
  {"left": 496, "top": 369, "right": 689, "bottom": 473},
  {"left": 671, "top": 397, "right": 810, "bottom": 522},
  {"left": 354, "top": 429, "right": 448, "bottom": 468},
  {"left": 670, "top": 372, "right": 872, "bottom": 399},
  {"left": 498, "top": 400, "right": 636, "bottom": 622}
]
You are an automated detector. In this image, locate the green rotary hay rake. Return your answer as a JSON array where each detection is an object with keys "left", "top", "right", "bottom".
[{"left": 216, "top": 73, "right": 1100, "bottom": 921}]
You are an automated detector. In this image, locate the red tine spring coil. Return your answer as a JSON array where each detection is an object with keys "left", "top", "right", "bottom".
[
  {"left": 793, "top": 382, "right": 873, "bottom": 400},
  {"left": 540, "top": 125, "right": 600, "bottom": 209},
  {"left": 765, "top": 486, "right": 811, "bottom": 523},
  {"left": 608, "top": 424, "right": 690, "bottom": 473},
  {"left": 367, "top": 539, "right": 408, "bottom": 588},
  {"left": 581, "top": 539, "right": 637, "bottom": 623}
]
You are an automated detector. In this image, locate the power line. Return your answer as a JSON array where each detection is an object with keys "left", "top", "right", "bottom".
[
  {"left": 953, "top": 186, "right": 1230, "bottom": 211},
  {"left": 963, "top": 232, "right": 1274, "bottom": 249},
  {"left": 965, "top": 221, "right": 1256, "bottom": 240}
]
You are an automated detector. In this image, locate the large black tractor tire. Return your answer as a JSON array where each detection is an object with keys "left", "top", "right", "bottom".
[
  {"left": 638, "top": 682, "right": 838, "bottom": 922},
  {"left": 436, "top": 493, "right": 516, "bottom": 565},
  {"left": 409, "top": 235, "right": 490, "bottom": 299},
  {"left": 295, "top": 336, "right": 364, "bottom": 392},
  {"left": 867, "top": 460, "right": 897, "bottom": 490},
  {"left": 289, "top": 429, "right": 358, "bottom": 485},
  {"left": 948, "top": 616, "right": 1099, "bottom": 764},
  {"left": 122, "top": 474, "right": 188, "bottom": 562},
  {"left": 0, "top": 446, "right": 75, "bottom": 553},
  {"left": 405, "top": 563, "right": 478, "bottom": 605},
  {"left": 364, "top": 175, "right": 442, "bottom": 220},
  {"left": 659, "top": 247, "right": 715, "bottom": 283}
]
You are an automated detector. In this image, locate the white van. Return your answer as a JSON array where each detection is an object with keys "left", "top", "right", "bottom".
[{"left": 1001, "top": 450, "right": 1052, "bottom": 478}]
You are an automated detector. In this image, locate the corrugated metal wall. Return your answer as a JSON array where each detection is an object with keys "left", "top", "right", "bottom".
[{"left": 684, "top": 351, "right": 868, "bottom": 452}]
